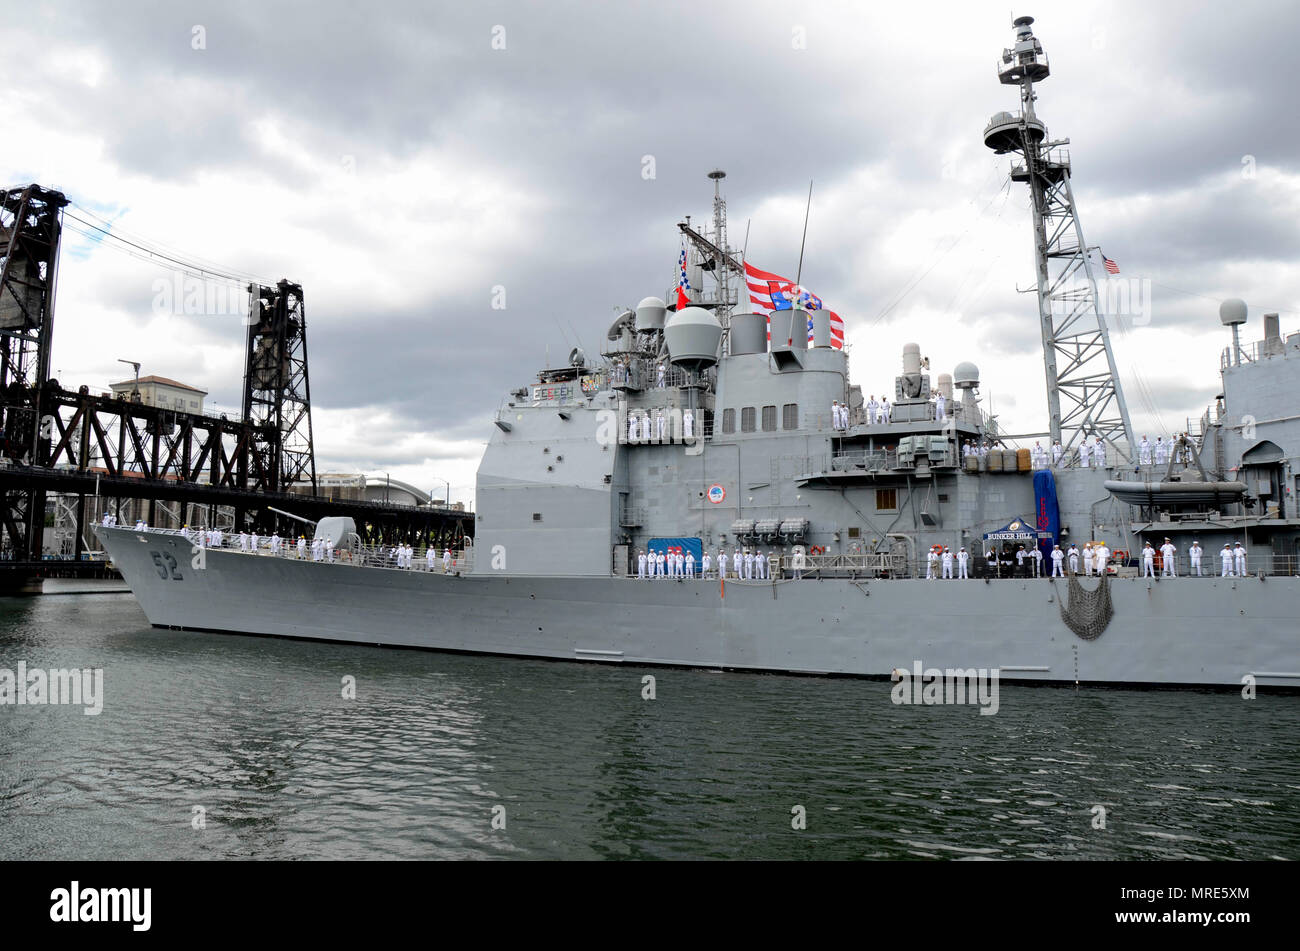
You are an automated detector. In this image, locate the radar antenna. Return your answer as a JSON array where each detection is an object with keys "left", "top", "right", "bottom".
[{"left": 983, "top": 15, "right": 1135, "bottom": 458}]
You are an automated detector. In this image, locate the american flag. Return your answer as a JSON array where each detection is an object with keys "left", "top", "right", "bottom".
[
  {"left": 1101, "top": 253, "right": 1120, "bottom": 275},
  {"left": 677, "top": 244, "right": 692, "bottom": 310},
  {"left": 743, "top": 261, "right": 845, "bottom": 349}
]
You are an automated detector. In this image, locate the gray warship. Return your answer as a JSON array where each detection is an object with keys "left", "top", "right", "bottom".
[{"left": 97, "top": 16, "right": 1300, "bottom": 689}]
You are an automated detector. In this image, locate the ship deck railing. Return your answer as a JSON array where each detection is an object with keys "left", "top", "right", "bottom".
[{"left": 118, "top": 527, "right": 474, "bottom": 574}]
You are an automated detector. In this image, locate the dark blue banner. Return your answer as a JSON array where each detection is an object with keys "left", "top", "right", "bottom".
[
  {"left": 648, "top": 537, "right": 703, "bottom": 562},
  {"left": 1033, "top": 470, "right": 1061, "bottom": 560}
]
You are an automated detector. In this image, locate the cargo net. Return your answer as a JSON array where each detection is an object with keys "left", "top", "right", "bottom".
[{"left": 1059, "top": 573, "right": 1114, "bottom": 641}]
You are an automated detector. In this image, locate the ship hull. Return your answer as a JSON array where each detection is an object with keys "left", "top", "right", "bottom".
[{"left": 97, "top": 527, "right": 1300, "bottom": 689}]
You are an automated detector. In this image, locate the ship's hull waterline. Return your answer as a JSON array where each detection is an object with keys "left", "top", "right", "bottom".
[{"left": 97, "top": 527, "right": 1300, "bottom": 690}]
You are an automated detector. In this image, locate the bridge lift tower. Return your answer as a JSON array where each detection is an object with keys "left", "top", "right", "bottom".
[{"left": 983, "top": 15, "right": 1135, "bottom": 459}]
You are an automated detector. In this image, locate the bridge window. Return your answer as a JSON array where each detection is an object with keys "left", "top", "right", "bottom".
[
  {"left": 761, "top": 405, "right": 777, "bottom": 431},
  {"left": 741, "top": 407, "right": 756, "bottom": 433},
  {"left": 721, "top": 409, "right": 735, "bottom": 434},
  {"left": 783, "top": 403, "right": 798, "bottom": 429}
]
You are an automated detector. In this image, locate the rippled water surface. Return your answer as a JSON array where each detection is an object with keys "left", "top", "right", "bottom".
[{"left": 2, "top": 594, "right": 1298, "bottom": 860}]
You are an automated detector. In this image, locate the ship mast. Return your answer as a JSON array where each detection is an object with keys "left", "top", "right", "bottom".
[
  {"left": 983, "top": 15, "right": 1135, "bottom": 459},
  {"left": 677, "top": 169, "right": 740, "bottom": 321}
]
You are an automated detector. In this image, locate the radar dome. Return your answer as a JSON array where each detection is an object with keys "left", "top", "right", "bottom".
[
  {"left": 635, "top": 296, "right": 667, "bottom": 333},
  {"left": 665, "top": 306, "right": 722, "bottom": 370},
  {"left": 1219, "top": 298, "right": 1247, "bottom": 326},
  {"left": 953, "top": 361, "right": 980, "bottom": 388}
]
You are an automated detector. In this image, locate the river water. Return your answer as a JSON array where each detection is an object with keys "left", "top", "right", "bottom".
[{"left": 2, "top": 593, "right": 1297, "bottom": 860}]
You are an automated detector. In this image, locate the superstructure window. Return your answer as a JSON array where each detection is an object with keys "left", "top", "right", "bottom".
[
  {"left": 761, "top": 405, "right": 777, "bottom": 432},
  {"left": 783, "top": 403, "right": 798, "bottom": 430},
  {"left": 721, "top": 409, "right": 735, "bottom": 434},
  {"left": 876, "top": 488, "right": 898, "bottom": 512},
  {"left": 741, "top": 407, "right": 756, "bottom": 433}
]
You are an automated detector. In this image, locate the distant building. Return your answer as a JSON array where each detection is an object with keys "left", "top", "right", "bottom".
[
  {"left": 109, "top": 375, "right": 207, "bottom": 414},
  {"left": 289, "top": 473, "right": 459, "bottom": 508}
]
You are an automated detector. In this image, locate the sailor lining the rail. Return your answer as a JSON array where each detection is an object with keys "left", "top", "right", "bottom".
[
  {"left": 1094, "top": 437, "right": 1106, "bottom": 468},
  {"left": 926, "top": 547, "right": 939, "bottom": 579},
  {"left": 1189, "top": 540, "right": 1203, "bottom": 576},
  {"left": 1079, "top": 440, "right": 1091, "bottom": 468},
  {"left": 1154, "top": 436, "right": 1168, "bottom": 466},
  {"left": 683, "top": 409, "right": 694, "bottom": 440},
  {"left": 1160, "top": 538, "right": 1177, "bottom": 577},
  {"left": 1139, "top": 435, "right": 1152, "bottom": 466},
  {"left": 1233, "top": 542, "right": 1247, "bottom": 577},
  {"left": 1142, "top": 542, "right": 1156, "bottom": 577},
  {"left": 443, "top": 547, "right": 453, "bottom": 572},
  {"left": 957, "top": 547, "right": 969, "bottom": 579},
  {"left": 934, "top": 392, "right": 946, "bottom": 422},
  {"left": 1220, "top": 544, "right": 1233, "bottom": 577},
  {"left": 941, "top": 547, "right": 954, "bottom": 579},
  {"left": 685, "top": 550, "right": 695, "bottom": 578},
  {"left": 1067, "top": 544, "right": 1080, "bottom": 574},
  {"left": 1052, "top": 440, "right": 1064, "bottom": 466},
  {"left": 1051, "top": 544, "right": 1065, "bottom": 577},
  {"left": 867, "top": 395, "right": 878, "bottom": 425},
  {"left": 1032, "top": 545, "right": 1043, "bottom": 577}
]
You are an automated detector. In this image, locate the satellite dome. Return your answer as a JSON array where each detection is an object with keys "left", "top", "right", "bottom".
[
  {"left": 1219, "top": 298, "right": 1247, "bottom": 326},
  {"left": 664, "top": 306, "right": 722, "bottom": 370},
  {"left": 635, "top": 296, "right": 667, "bottom": 333},
  {"left": 953, "top": 361, "right": 980, "bottom": 388}
]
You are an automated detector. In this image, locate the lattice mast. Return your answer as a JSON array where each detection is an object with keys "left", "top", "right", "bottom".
[
  {"left": 242, "top": 280, "right": 316, "bottom": 493},
  {"left": 983, "top": 15, "right": 1134, "bottom": 457}
]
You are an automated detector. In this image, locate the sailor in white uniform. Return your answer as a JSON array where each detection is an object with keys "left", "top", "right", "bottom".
[
  {"left": 1142, "top": 542, "right": 1156, "bottom": 577},
  {"left": 1052, "top": 440, "right": 1064, "bottom": 466},
  {"left": 1189, "top": 540, "right": 1203, "bottom": 576},
  {"left": 941, "top": 547, "right": 954, "bottom": 579},
  {"left": 1139, "top": 436, "right": 1152, "bottom": 466},
  {"left": 1160, "top": 538, "right": 1177, "bottom": 577},
  {"left": 732, "top": 549, "right": 742, "bottom": 579},
  {"left": 683, "top": 550, "right": 694, "bottom": 578},
  {"left": 717, "top": 548, "right": 726, "bottom": 578},
  {"left": 427, "top": 546, "right": 437, "bottom": 571},
  {"left": 1051, "top": 545, "right": 1065, "bottom": 577},
  {"left": 1067, "top": 544, "right": 1080, "bottom": 574},
  {"left": 1093, "top": 438, "right": 1106, "bottom": 468},
  {"left": 1234, "top": 542, "right": 1247, "bottom": 577},
  {"left": 831, "top": 401, "right": 842, "bottom": 431},
  {"left": 740, "top": 549, "right": 751, "bottom": 579},
  {"left": 657, "top": 362, "right": 665, "bottom": 387},
  {"left": 683, "top": 409, "right": 694, "bottom": 439},
  {"left": 637, "top": 550, "right": 647, "bottom": 579},
  {"left": 270, "top": 533, "right": 281, "bottom": 554},
  {"left": 676, "top": 551, "right": 685, "bottom": 578},
  {"left": 881, "top": 398, "right": 891, "bottom": 423},
  {"left": 628, "top": 413, "right": 639, "bottom": 443},
  {"left": 655, "top": 409, "right": 666, "bottom": 442},
  {"left": 1082, "top": 543, "right": 1094, "bottom": 576},
  {"left": 443, "top": 547, "right": 453, "bottom": 572},
  {"left": 1032, "top": 546, "right": 1043, "bottom": 577},
  {"left": 926, "top": 547, "right": 939, "bottom": 579},
  {"left": 957, "top": 547, "right": 969, "bottom": 579},
  {"left": 1154, "top": 436, "right": 1168, "bottom": 466},
  {"left": 1093, "top": 543, "right": 1109, "bottom": 575},
  {"left": 867, "top": 396, "right": 878, "bottom": 425},
  {"left": 934, "top": 392, "right": 946, "bottom": 422},
  {"left": 296, "top": 536, "right": 306, "bottom": 558},
  {"left": 701, "top": 551, "right": 711, "bottom": 578},
  {"left": 326, "top": 537, "right": 336, "bottom": 563},
  {"left": 1220, "top": 544, "right": 1234, "bottom": 577},
  {"left": 1079, "top": 441, "right": 1091, "bottom": 468}
]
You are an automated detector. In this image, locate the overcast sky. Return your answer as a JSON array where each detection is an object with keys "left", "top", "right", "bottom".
[{"left": 4, "top": 0, "right": 1298, "bottom": 507}]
